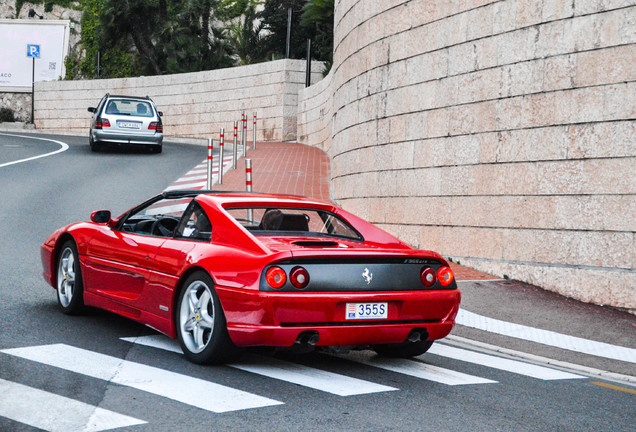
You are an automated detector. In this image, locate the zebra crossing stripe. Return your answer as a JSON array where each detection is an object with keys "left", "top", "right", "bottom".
[
  {"left": 427, "top": 344, "right": 585, "bottom": 380},
  {"left": 0, "top": 378, "right": 146, "bottom": 432},
  {"left": 1, "top": 344, "right": 282, "bottom": 413},
  {"left": 122, "top": 335, "right": 397, "bottom": 396},
  {"left": 339, "top": 351, "right": 497, "bottom": 386},
  {"left": 456, "top": 309, "right": 636, "bottom": 363}
]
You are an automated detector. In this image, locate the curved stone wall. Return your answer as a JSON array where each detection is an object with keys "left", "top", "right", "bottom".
[{"left": 298, "top": 0, "right": 636, "bottom": 310}]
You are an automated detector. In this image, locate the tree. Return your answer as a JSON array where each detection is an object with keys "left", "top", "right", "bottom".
[
  {"left": 225, "top": 1, "right": 268, "bottom": 65},
  {"left": 67, "top": 0, "right": 234, "bottom": 78},
  {"left": 260, "top": 0, "right": 312, "bottom": 60},
  {"left": 301, "top": 0, "right": 333, "bottom": 73},
  {"left": 64, "top": 0, "right": 139, "bottom": 79},
  {"left": 260, "top": 0, "right": 333, "bottom": 66}
]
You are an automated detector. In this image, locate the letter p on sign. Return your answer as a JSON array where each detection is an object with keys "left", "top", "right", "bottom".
[{"left": 27, "top": 44, "right": 40, "bottom": 58}]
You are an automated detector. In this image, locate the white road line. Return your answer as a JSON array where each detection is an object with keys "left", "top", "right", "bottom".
[
  {"left": 164, "top": 181, "right": 207, "bottom": 191},
  {"left": 122, "top": 335, "right": 397, "bottom": 396},
  {"left": 338, "top": 351, "right": 496, "bottom": 386},
  {"left": 170, "top": 179, "right": 211, "bottom": 187},
  {"left": 231, "top": 356, "right": 397, "bottom": 396},
  {"left": 456, "top": 309, "right": 636, "bottom": 364},
  {"left": 0, "top": 133, "right": 69, "bottom": 168},
  {"left": 0, "top": 378, "right": 146, "bottom": 432},
  {"left": 427, "top": 343, "right": 584, "bottom": 380},
  {"left": 2, "top": 344, "right": 282, "bottom": 413}
]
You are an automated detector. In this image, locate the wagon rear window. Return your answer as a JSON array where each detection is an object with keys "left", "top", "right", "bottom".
[
  {"left": 104, "top": 99, "right": 154, "bottom": 117},
  {"left": 226, "top": 207, "right": 361, "bottom": 240}
]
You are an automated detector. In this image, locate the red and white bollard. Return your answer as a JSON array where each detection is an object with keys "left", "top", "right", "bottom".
[
  {"left": 242, "top": 111, "right": 248, "bottom": 157},
  {"left": 252, "top": 112, "right": 257, "bottom": 150},
  {"left": 218, "top": 128, "right": 224, "bottom": 185},
  {"left": 245, "top": 158, "right": 252, "bottom": 192},
  {"left": 232, "top": 120, "right": 238, "bottom": 169},
  {"left": 245, "top": 158, "right": 253, "bottom": 221},
  {"left": 206, "top": 138, "right": 213, "bottom": 190}
]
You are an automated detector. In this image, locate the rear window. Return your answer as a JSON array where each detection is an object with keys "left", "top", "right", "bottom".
[
  {"left": 104, "top": 99, "right": 154, "bottom": 117},
  {"left": 226, "top": 207, "right": 362, "bottom": 241}
]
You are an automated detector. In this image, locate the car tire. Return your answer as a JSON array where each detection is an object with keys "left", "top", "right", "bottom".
[
  {"left": 154, "top": 144, "right": 162, "bottom": 154},
  {"left": 89, "top": 136, "right": 101, "bottom": 152},
  {"left": 56, "top": 240, "right": 85, "bottom": 315},
  {"left": 372, "top": 340, "right": 434, "bottom": 358},
  {"left": 176, "top": 271, "right": 238, "bottom": 364}
]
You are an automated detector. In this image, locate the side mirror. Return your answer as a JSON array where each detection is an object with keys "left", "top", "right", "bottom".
[
  {"left": 91, "top": 210, "right": 112, "bottom": 224},
  {"left": 158, "top": 111, "right": 163, "bottom": 117},
  {"left": 88, "top": 107, "right": 96, "bottom": 113}
]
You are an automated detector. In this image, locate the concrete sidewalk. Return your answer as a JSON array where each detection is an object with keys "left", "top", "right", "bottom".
[{"left": 210, "top": 141, "right": 636, "bottom": 379}]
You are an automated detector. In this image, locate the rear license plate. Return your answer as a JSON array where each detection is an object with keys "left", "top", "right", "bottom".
[
  {"left": 346, "top": 302, "right": 388, "bottom": 320},
  {"left": 118, "top": 121, "right": 141, "bottom": 129}
]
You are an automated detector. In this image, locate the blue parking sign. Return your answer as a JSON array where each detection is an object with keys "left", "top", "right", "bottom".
[{"left": 27, "top": 44, "right": 40, "bottom": 58}]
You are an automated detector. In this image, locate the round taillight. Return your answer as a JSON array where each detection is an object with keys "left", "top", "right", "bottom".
[
  {"left": 266, "top": 266, "right": 287, "bottom": 289},
  {"left": 290, "top": 266, "right": 310, "bottom": 289},
  {"left": 420, "top": 267, "right": 436, "bottom": 287},
  {"left": 438, "top": 266, "right": 454, "bottom": 286}
]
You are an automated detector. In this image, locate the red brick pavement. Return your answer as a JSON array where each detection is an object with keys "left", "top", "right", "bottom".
[
  {"left": 211, "top": 142, "right": 330, "bottom": 202},
  {"left": 211, "top": 141, "right": 496, "bottom": 281}
]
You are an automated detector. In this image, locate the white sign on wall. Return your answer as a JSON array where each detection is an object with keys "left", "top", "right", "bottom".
[{"left": 0, "top": 19, "right": 70, "bottom": 92}]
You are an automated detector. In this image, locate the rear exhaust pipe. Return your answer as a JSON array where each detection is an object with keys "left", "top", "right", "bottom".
[
  {"left": 407, "top": 327, "right": 429, "bottom": 343},
  {"left": 295, "top": 331, "right": 319, "bottom": 346},
  {"left": 407, "top": 331, "right": 421, "bottom": 343}
]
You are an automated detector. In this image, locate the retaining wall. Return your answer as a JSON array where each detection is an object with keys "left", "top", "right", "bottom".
[
  {"left": 297, "top": 0, "right": 636, "bottom": 311},
  {"left": 35, "top": 59, "right": 323, "bottom": 142}
]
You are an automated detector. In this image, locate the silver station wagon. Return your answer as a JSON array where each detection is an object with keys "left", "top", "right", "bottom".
[{"left": 88, "top": 94, "right": 164, "bottom": 153}]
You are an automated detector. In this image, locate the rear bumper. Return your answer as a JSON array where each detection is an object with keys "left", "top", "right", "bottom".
[
  {"left": 92, "top": 130, "right": 163, "bottom": 145},
  {"left": 216, "top": 286, "right": 461, "bottom": 347}
]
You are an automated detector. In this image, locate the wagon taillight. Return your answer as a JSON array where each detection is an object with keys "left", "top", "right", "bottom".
[
  {"left": 95, "top": 118, "right": 110, "bottom": 129},
  {"left": 265, "top": 266, "right": 286, "bottom": 289},
  {"left": 149, "top": 121, "right": 163, "bottom": 132}
]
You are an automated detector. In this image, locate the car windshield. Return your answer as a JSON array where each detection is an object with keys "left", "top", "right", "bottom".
[
  {"left": 119, "top": 197, "right": 193, "bottom": 236},
  {"left": 104, "top": 99, "right": 154, "bottom": 117},
  {"left": 226, "top": 207, "right": 362, "bottom": 240}
]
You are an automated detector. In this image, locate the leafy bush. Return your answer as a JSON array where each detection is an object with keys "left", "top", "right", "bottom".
[{"left": 0, "top": 108, "right": 15, "bottom": 123}]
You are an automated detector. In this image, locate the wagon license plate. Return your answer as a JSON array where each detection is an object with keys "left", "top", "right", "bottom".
[
  {"left": 118, "top": 121, "right": 141, "bottom": 129},
  {"left": 346, "top": 302, "right": 388, "bottom": 320}
]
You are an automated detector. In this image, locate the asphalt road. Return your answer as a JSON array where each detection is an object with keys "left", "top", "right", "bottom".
[{"left": 0, "top": 132, "right": 633, "bottom": 432}]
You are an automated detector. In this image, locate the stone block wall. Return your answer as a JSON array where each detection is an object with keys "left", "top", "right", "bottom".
[
  {"left": 297, "top": 70, "right": 334, "bottom": 153},
  {"left": 297, "top": 0, "right": 636, "bottom": 311},
  {"left": 34, "top": 59, "right": 323, "bottom": 142}
]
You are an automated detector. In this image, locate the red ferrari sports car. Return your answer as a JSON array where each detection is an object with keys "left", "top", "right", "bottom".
[{"left": 41, "top": 191, "right": 460, "bottom": 364}]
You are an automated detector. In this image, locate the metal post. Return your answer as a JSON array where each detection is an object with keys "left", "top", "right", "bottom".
[
  {"left": 218, "top": 128, "right": 224, "bottom": 185},
  {"left": 243, "top": 113, "right": 248, "bottom": 151},
  {"left": 31, "top": 57, "right": 35, "bottom": 124},
  {"left": 245, "top": 158, "right": 253, "bottom": 222},
  {"left": 206, "top": 138, "right": 213, "bottom": 189},
  {"left": 232, "top": 120, "right": 238, "bottom": 169},
  {"left": 305, "top": 39, "right": 312, "bottom": 87},
  {"left": 252, "top": 112, "right": 257, "bottom": 150},
  {"left": 285, "top": 8, "right": 292, "bottom": 59},
  {"left": 242, "top": 111, "right": 247, "bottom": 157},
  {"left": 240, "top": 111, "right": 247, "bottom": 157}
]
